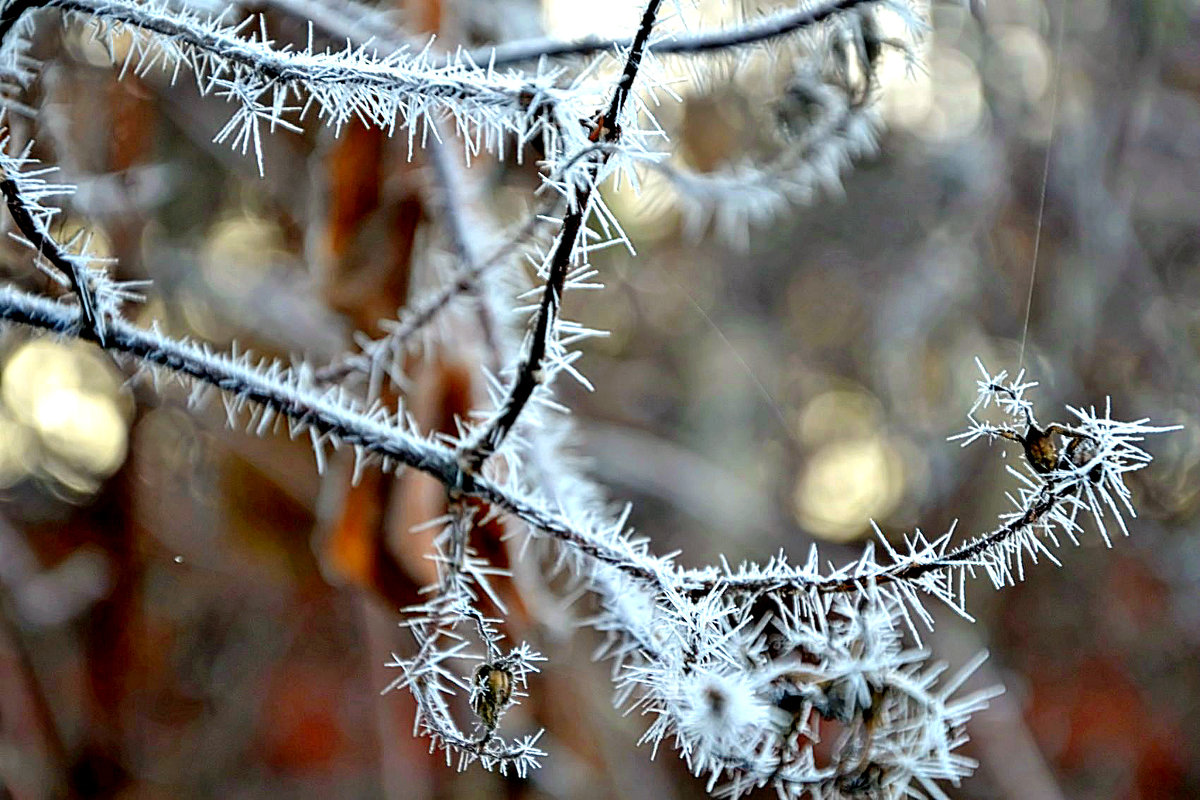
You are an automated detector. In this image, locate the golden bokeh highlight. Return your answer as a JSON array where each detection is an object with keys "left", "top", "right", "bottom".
[
  {"left": 797, "top": 389, "right": 882, "bottom": 446},
  {"left": 203, "top": 215, "right": 287, "bottom": 291},
  {"left": 0, "top": 338, "right": 130, "bottom": 496},
  {"left": 793, "top": 435, "right": 906, "bottom": 543},
  {"left": 33, "top": 388, "right": 128, "bottom": 477},
  {"left": 3, "top": 339, "right": 122, "bottom": 425},
  {"left": 793, "top": 389, "right": 906, "bottom": 543}
]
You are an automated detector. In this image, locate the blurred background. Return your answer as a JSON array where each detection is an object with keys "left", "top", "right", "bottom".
[{"left": 0, "top": 0, "right": 1198, "bottom": 797}]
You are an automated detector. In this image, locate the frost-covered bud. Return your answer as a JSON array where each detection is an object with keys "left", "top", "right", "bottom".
[
  {"left": 1066, "top": 434, "right": 1101, "bottom": 481},
  {"left": 812, "top": 671, "right": 876, "bottom": 723},
  {"left": 677, "top": 669, "right": 775, "bottom": 757}
]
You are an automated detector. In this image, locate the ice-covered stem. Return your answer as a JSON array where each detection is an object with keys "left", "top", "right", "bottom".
[
  {"left": 0, "top": 279, "right": 1177, "bottom": 616},
  {"left": 679, "top": 373, "right": 1178, "bottom": 616},
  {"left": 0, "top": 285, "right": 442, "bottom": 470},
  {"left": 0, "top": 278, "right": 1177, "bottom": 622},
  {"left": 0, "top": 284, "right": 1178, "bottom": 792},
  {"left": 258, "top": 0, "right": 887, "bottom": 69},
  {"left": 0, "top": 282, "right": 673, "bottom": 583},
  {"left": 457, "top": 0, "right": 664, "bottom": 474},
  {"left": 0, "top": 0, "right": 507, "bottom": 100},
  {"left": 0, "top": 175, "right": 104, "bottom": 343}
]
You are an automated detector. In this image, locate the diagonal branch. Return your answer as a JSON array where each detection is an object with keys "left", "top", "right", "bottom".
[
  {"left": 0, "top": 283, "right": 668, "bottom": 585},
  {"left": 456, "top": 0, "right": 665, "bottom": 474}
]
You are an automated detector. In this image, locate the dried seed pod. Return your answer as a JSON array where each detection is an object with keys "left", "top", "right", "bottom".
[
  {"left": 1022, "top": 424, "right": 1060, "bottom": 474},
  {"left": 472, "top": 663, "right": 514, "bottom": 731}
]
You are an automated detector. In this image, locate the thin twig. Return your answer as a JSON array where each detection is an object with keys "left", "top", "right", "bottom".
[
  {"left": 256, "top": 0, "right": 886, "bottom": 69},
  {"left": 681, "top": 485, "right": 1068, "bottom": 598},
  {"left": 456, "top": 0, "right": 665, "bottom": 474},
  {"left": 0, "top": 176, "right": 105, "bottom": 343},
  {"left": 311, "top": 197, "right": 557, "bottom": 386},
  {"left": 423, "top": 123, "right": 502, "bottom": 365}
]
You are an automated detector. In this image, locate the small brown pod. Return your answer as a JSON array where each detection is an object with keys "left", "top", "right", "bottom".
[
  {"left": 472, "top": 663, "right": 515, "bottom": 731},
  {"left": 1022, "top": 425, "right": 1060, "bottom": 474}
]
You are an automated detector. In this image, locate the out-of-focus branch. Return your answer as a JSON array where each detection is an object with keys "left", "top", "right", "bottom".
[
  {"left": 0, "top": 519, "right": 69, "bottom": 797},
  {"left": 472, "top": 0, "right": 885, "bottom": 67}
]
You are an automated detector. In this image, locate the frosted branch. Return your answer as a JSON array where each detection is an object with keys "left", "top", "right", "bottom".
[
  {"left": 0, "top": 0, "right": 581, "bottom": 171},
  {"left": 472, "top": 0, "right": 891, "bottom": 67}
]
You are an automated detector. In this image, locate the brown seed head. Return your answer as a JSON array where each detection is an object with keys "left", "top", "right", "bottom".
[{"left": 472, "top": 663, "right": 515, "bottom": 730}]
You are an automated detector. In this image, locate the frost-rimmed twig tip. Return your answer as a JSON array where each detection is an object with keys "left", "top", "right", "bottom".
[{"left": 0, "top": 136, "right": 147, "bottom": 343}]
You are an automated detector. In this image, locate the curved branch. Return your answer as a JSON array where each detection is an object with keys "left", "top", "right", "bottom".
[{"left": 473, "top": 0, "right": 884, "bottom": 67}]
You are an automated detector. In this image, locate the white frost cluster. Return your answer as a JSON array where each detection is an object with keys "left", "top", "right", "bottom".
[
  {"left": 614, "top": 586, "right": 993, "bottom": 798},
  {"left": 662, "top": 79, "right": 883, "bottom": 247},
  {"left": 651, "top": 1, "right": 922, "bottom": 247},
  {"left": 0, "top": 0, "right": 615, "bottom": 175}
]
